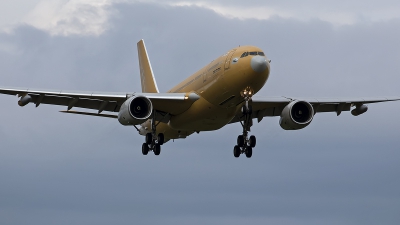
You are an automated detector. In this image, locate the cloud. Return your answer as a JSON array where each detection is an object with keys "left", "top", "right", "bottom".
[
  {"left": 2, "top": 0, "right": 400, "bottom": 37},
  {"left": 20, "top": 0, "right": 118, "bottom": 36},
  {"left": 169, "top": 1, "right": 400, "bottom": 26},
  {"left": 0, "top": 3, "right": 400, "bottom": 225}
]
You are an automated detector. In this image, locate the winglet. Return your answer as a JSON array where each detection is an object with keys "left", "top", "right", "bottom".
[{"left": 137, "top": 39, "right": 159, "bottom": 93}]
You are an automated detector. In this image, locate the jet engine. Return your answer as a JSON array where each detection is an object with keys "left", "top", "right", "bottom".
[
  {"left": 118, "top": 96, "right": 153, "bottom": 125},
  {"left": 280, "top": 100, "right": 314, "bottom": 130}
]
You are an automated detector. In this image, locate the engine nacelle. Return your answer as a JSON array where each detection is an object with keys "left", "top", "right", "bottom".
[
  {"left": 118, "top": 96, "right": 153, "bottom": 126},
  {"left": 280, "top": 100, "right": 314, "bottom": 130},
  {"left": 351, "top": 104, "right": 368, "bottom": 116}
]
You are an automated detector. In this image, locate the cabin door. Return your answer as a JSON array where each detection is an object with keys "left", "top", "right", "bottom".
[{"left": 224, "top": 49, "right": 236, "bottom": 70}]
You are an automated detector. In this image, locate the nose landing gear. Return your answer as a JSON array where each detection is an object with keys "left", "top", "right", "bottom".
[{"left": 234, "top": 88, "right": 256, "bottom": 158}]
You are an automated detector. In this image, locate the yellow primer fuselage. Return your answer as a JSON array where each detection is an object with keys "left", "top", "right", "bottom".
[{"left": 144, "top": 46, "right": 270, "bottom": 140}]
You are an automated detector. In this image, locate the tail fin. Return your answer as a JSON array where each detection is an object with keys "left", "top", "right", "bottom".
[{"left": 137, "top": 39, "right": 159, "bottom": 93}]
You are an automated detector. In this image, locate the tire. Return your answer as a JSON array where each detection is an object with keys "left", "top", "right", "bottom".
[
  {"left": 245, "top": 146, "right": 253, "bottom": 158},
  {"left": 142, "top": 143, "right": 149, "bottom": 155},
  {"left": 145, "top": 133, "right": 153, "bottom": 144},
  {"left": 249, "top": 135, "right": 256, "bottom": 148},
  {"left": 157, "top": 133, "right": 165, "bottom": 145},
  {"left": 233, "top": 145, "right": 241, "bottom": 158},
  {"left": 154, "top": 144, "right": 161, "bottom": 155},
  {"left": 237, "top": 135, "right": 245, "bottom": 147}
]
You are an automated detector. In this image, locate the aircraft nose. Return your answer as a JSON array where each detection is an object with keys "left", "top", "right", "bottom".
[{"left": 251, "top": 55, "right": 268, "bottom": 73}]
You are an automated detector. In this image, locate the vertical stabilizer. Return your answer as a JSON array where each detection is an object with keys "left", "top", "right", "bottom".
[{"left": 137, "top": 39, "right": 159, "bottom": 93}]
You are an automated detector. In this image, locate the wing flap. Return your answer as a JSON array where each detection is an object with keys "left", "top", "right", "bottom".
[
  {"left": 26, "top": 93, "right": 122, "bottom": 112},
  {"left": 315, "top": 103, "right": 352, "bottom": 113},
  {"left": 60, "top": 110, "right": 118, "bottom": 118}
]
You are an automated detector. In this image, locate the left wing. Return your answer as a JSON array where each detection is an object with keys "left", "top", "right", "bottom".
[
  {"left": 230, "top": 96, "right": 400, "bottom": 123},
  {"left": 0, "top": 87, "right": 200, "bottom": 117}
]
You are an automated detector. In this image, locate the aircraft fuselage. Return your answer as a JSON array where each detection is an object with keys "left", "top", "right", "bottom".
[{"left": 142, "top": 46, "right": 270, "bottom": 141}]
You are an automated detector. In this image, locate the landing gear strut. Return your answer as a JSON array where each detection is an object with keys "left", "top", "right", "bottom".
[
  {"left": 142, "top": 111, "right": 165, "bottom": 156},
  {"left": 234, "top": 88, "right": 256, "bottom": 158}
]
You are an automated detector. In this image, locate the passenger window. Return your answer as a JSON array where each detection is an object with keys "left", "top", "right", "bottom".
[
  {"left": 240, "top": 52, "right": 248, "bottom": 58},
  {"left": 249, "top": 52, "right": 257, "bottom": 55},
  {"left": 258, "top": 52, "right": 265, "bottom": 56}
]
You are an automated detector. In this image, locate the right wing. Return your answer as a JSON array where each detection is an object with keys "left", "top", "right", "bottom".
[{"left": 0, "top": 87, "right": 200, "bottom": 118}]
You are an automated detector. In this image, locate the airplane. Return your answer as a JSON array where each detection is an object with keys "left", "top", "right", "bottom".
[{"left": 0, "top": 39, "right": 399, "bottom": 158}]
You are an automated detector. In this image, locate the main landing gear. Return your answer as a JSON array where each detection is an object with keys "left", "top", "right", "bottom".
[
  {"left": 234, "top": 88, "right": 256, "bottom": 158},
  {"left": 142, "top": 112, "right": 165, "bottom": 156}
]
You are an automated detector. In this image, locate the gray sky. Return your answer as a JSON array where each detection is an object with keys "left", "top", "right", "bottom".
[{"left": 1, "top": 1, "right": 400, "bottom": 225}]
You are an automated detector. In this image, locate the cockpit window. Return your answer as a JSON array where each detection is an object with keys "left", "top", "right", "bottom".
[{"left": 240, "top": 51, "right": 265, "bottom": 58}]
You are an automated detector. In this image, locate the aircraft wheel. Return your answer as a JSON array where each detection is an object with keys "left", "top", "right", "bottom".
[
  {"left": 154, "top": 144, "right": 161, "bottom": 155},
  {"left": 142, "top": 143, "right": 149, "bottom": 155},
  {"left": 249, "top": 135, "right": 256, "bottom": 148},
  {"left": 237, "top": 135, "right": 245, "bottom": 147},
  {"left": 145, "top": 133, "right": 153, "bottom": 144},
  {"left": 157, "top": 133, "right": 165, "bottom": 145},
  {"left": 245, "top": 146, "right": 253, "bottom": 158},
  {"left": 233, "top": 145, "right": 241, "bottom": 158}
]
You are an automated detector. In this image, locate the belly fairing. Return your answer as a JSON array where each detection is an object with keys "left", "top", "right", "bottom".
[{"left": 168, "top": 96, "right": 237, "bottom": 131}]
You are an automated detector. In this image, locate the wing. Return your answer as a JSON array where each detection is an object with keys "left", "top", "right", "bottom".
[
  {"left": 0, "top": 87, "right": 200, "bottom": 118},
  {"left": 230, "top": 95, "right": 400, "bottom": 123}
]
